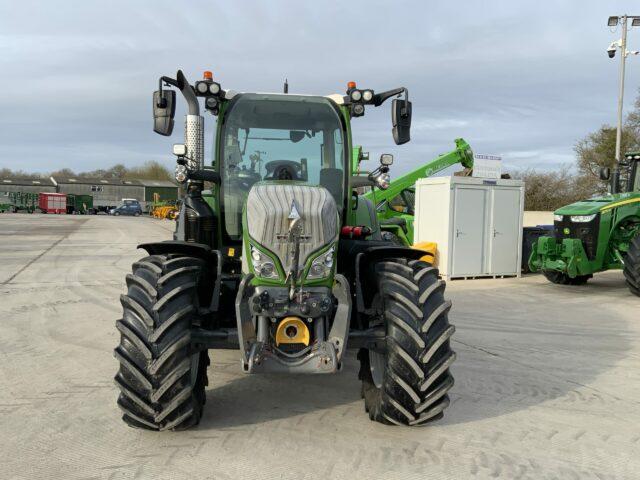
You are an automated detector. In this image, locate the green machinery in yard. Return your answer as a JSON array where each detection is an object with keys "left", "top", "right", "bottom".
[
  {"left": 114, "top": 70, "right": 456, "bottom": 430},
  {"left": 529, "top": 151, "right": 640, "bottom": 296},
  {"left": 0, "top": 192, "right": 12, "bottom": 212},
  {"left": 362, "top": 138, "right": 474, "bottom": 245},
  {"left": 6, "top": 192, "right": 38, "bottom": 213},
  {"left": 66, "top": 194, "right": 94, "bottom": 214}
]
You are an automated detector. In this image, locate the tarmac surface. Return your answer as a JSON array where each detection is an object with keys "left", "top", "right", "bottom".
[{"left": 1, "top": 214, "right": 638, "bottom": 479}]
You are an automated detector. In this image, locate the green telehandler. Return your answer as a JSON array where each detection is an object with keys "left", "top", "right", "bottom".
[
  {"left": 529, "top": 151, "right": 640, "bottom": 296},
  {"left": 113, "top": 70, "right": 456, "bottom": 430},
  {"left": 362, "top": 138, "right": 474, "bottom": 246}
]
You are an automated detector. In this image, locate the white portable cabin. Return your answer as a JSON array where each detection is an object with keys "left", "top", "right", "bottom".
[{"left": 414, "top": 176, "right": 524, "bottom": 280}]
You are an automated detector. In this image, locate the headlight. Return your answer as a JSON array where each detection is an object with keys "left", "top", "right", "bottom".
[
  {"left": 307, "top": 246, "right": 335, "bottom": 279},
  {"left": 250, "top": 246, "right": 279, "bottom": 279},
  {"left": 205, "top": 97, "right": 218, "bottom": 109},
  {"left": 362, "top": 89, "right": 374, "bottom": 102},
  {"left": 350, "top": 89, "right": 362, "bottom": 102},
  {"left": 195, "top": 81, "right": 209, "bottom": 94},
  {"left": 570, "top": 214, "right": 597, "bottom": 223},
  {"left": 175, "top": 165, "right": 188, "bottom": 183},
  {"left": 554, "top": 214, "right": 563, "bottom": 222},
  {"left": 208, "top": 82, "right": 221, "bottom": 95}
]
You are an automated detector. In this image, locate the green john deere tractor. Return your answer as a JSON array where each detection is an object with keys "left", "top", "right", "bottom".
[
  {"left": 529, "top": 151, "right": 640, "bottom": 295},
  {"left": 113, "top": 70, "right": 456, "bottom": 430},
  {"left": 362, "top": 138, "right": 474, "bottom": 246}
]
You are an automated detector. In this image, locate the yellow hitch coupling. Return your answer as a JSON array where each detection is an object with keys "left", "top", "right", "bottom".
[{"left": 275, "top": 317, "right": 310, "bottom": 346}]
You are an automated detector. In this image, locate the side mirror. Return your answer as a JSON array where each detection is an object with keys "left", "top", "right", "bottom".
[
  {"left": 391, "top": 98, "right": 412, "bottom": 145},
  {"left": 599, "top": 166, "right": 611, "bottom": 181},
  {"left": 380, "top": 154, "right": 394, "bottom": 166},
  {"left": 153, "top": 90, "right": 176, "bottom": 136}
]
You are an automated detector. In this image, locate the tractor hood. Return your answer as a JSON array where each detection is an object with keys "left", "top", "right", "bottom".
[
  {"left": 244, "top": 182, "right": 339, "bottom": 278},
  {"left": 555, "top": 192, "right": 640, "bottom": 215}
]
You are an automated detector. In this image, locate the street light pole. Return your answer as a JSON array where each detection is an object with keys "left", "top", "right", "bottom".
[{"left": 615, "top": 15, "right": 628, "bottom": 164}]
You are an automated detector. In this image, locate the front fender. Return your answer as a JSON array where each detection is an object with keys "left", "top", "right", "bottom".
[{"left": 138, "top": 240, "right": 223, "bottom": 311}]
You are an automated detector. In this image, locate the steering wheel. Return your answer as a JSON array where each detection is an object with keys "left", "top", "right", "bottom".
[{"left": 264, "top": 160, "right": 301, "bottom": 181}]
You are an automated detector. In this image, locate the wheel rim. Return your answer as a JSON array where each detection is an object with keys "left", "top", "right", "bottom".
[{"left": 369, "top": 350, "right": 386, "bottom": 388}]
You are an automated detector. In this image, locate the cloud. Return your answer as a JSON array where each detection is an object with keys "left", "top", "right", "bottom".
[{"left": 0, "top": 0, "right": 638, "bottom": 177}]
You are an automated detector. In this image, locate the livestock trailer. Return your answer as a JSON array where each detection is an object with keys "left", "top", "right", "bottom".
[
  {"left": 39, "top": 193, "right": 67, "bottom": 214},
  {"left": 66, "top": 194, "right": 94, "bottom": 214}
]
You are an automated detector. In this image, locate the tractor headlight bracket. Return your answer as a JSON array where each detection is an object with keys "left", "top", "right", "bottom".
[
  {"left": 250, "top": 246, "right": 280, "bottom": 279},
  {"left": 306, "top": 246, "right": 335, "bottom": 280}
]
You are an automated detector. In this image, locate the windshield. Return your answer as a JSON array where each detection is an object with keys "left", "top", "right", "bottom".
[
  {"left": 634, "top": 161, "right": 640, "bottom": 192},
  {"left": 220, "top": 93, "right": 346, "bottom": 241}
]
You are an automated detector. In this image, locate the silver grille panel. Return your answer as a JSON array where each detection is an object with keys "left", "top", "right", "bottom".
[{"left": 246, "top": 184, "right": 338, "bottom": 272}]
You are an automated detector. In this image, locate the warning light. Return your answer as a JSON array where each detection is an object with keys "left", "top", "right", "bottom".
[
  {"left": 203, "top": 71, "right": 213, "bottom": 80},
  {"left": 347, "top": 81, "right": 356, "bottom": 89}
]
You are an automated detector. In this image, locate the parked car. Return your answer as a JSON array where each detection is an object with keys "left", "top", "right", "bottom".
[{"left": 109, "top": 204, "right": 142, "bottom": 216}]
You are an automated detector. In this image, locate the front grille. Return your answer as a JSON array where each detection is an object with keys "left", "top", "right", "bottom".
[{"left": 554, "top": 215, "right": 600, "bottom": 260}]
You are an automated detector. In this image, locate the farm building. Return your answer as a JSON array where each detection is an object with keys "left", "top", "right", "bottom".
[
  {"left": 0, "top": 177, "right": 57, "bottom": 194},
  {"left": 52, "top": 177, "right": 178, "bottom": 211}
]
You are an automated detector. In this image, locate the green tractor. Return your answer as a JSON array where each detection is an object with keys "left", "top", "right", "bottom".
[
  {"left": 529, "top": 151, "right": 640, "bottom": 295},
  {"left": 362, "top": 138, "right": 474, "bottom": 246},
  {"left": 113, "top": 70, "right": 456, "bottom": 430}
]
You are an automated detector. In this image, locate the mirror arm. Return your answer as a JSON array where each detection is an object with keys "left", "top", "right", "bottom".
[
  {"left": 157, "top": 71, "right": 200, "bottom": 115},
  {"left": 351, "top": 175, "right": 376, "bottom": 188},
  {"left": 373, "top": 87, "right": 408, "bottom": 108}
]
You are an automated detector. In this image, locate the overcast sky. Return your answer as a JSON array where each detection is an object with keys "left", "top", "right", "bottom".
[{"left": 1, "top": 0, "right": 639, "bottom": 177}]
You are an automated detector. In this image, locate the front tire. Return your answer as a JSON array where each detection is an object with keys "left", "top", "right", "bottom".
[
  {"left": 624, "top": 235, "right": 640, "bottom": 297},
  {"left": 114, "top": 254, "right": 209, "bottom": 430},
  {"left": 543, "top": 270, "right": 591, "bottom": 285},
  {"left": 358, "top": 259, "right": 455, "bottom": 426}
]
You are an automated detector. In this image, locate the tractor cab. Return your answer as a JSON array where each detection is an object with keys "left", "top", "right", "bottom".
[
  {"left": 600, "top": 151, "right": 640, "bottom": 194},
  {"left": 218, "top": 93, "right": 347, "bottom": 244}
]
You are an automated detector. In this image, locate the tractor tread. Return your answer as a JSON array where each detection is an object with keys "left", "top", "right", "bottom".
[
  {"left": 624, "top": 235, "right": 640, "bottom": 297},
  {"left": 114, "top": 253, "right": 208, "bottom": 431},
  {"left": 359, "top": 259, "right": 455, "bottom": 426}
]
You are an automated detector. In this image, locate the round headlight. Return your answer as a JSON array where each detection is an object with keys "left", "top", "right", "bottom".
[
  {"left": 175, "top": 165, "right": 188, "bottom": 183},
  {"left": 206, "top": 97, "right": 218, "bottom": 108},
  {"left": 362, "top": 90, "right": 373, "bottom": 102},
  {"left": 309, "top": 264, "right": 326, "bottom": 278},
  {"left": 324, "top": 255, "right": 333, "bottom": 268},
  {"left": 259, "top": 262, "right": 275, "bottom": 277},
  {"left": 350, "top": 89, "right": 362, "bottom": 102},
  {"left": 209, "top": 82, "right": 220, "bottom": 95},
  {"left": 353, "top": 104, "right": 365, "bottom": 116},
  {"left": 251, "top": 248, "right": 262, "bottom": 261},
  {"left": 196, "top": 82, "right": 209, "bottom": 94}
]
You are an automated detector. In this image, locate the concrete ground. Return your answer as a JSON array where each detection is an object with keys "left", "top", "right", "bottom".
[{"left": 0, "top": 214, "right": 638, "bottom": 480}]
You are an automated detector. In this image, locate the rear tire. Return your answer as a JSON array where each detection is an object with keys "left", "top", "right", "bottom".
[
  {"left": 543, "top": 270, "right": 591, "bottom": 285},
  {"left": 623, "top": 235, "right": 640, "bottom": 297},
  {"left": 358, "top": 259, "right": 455, "bottom": 426},
  {"left": 114, "top": 254, "right": 209, "bottom": 430}
]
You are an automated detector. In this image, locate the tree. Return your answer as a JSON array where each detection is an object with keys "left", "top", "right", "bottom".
[
  {"left": 575, "top": 88, "right": 640, "bottom": 191},
  {"left": 513, "top": 167, "right": 596, "bottom": 211},
  {"left": 124, "top": 161, "right": 172, "bottom": 181}
]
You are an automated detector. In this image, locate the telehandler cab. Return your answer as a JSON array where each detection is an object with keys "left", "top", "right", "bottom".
[
  {"left": 114, "top": 70, "right": 456, "bottom": 430},
  {"left": 362, "top": 138, "right": 474, "bottom": 246}
]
